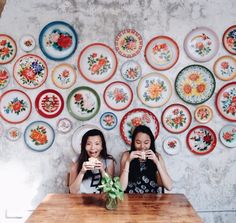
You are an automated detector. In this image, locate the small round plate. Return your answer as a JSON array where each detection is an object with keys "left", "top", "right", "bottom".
[
  {"left": 194, "top": 105, "right": 213, "bottom": 124},
  {"left": 163, "top": 136, "right": 181, "bottom": 155},
  {"left": 19, "top": 35, "right": 36, "bottom": 52},
  {"left": 6, "top": 127, "right": 21, "bottom": 141},
  {"left": 56, "top": 117, "right": 73, "bottom": 134},
  {"left": 145, "top": 36, "right": 179, "bottom": 70},
  {"left": 0, "top": 66, "right": 10, "bottom": 89},
  {"left": 222, "top": 25, "right": 236, "bottom": 55},
  {"left": 219, "top": 124, "right": 236, "bottom": 148},
  {"left": 100, "top": 112, "right": 118, "bottom": 130},
  {"left": 0, "top": 34, "right": 17, "bottom": 64},
  {"left": 115, "top": 29, "right": 143, "bottom": 58},
  {"left": 120, "top": 60, "right": 142, "bottom": 81}
]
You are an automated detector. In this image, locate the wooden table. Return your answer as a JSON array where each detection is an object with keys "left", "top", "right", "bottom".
[{"left": 26, "top": 193, "right": 203, "bottom": 223}]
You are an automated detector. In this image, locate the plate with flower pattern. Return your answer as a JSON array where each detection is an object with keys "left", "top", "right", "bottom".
[
  {"left": 39, "top": 21, "right": 78, "bottom": 60},
  {"left": 120, "top": 60, "right": 142, "bottom": 81},
  {"left": 13, "top": 54, "right": 48, "bottom": 89},
  {"left": 0, "top": 89, "right": 32, "bottom": 124},
  {"left": 115, "top": 29, "right": 143, "bottom": 58},
  {"left": 78, "top": 43, "right": 118, "bottom": 83},
  {"left": 187, "top": 125, "right": 217, "bottom": 155},
  {"left": 175, "top": 65, "right": 215, "bottom": 105},
  {"left": 0, "top": 34, "right": 17, "bottom": 64},
  {"left": 6, "top": 127, "right": 21, "bottom": 141},
  {"left": 56, "top": 117, "right": 73, "bottom": 134},
  {"left": 163, "top": 136, "right": 181, "bottom": 155},
  {"left": 222, "top": 25, "right": 236, "bottom": 55},
  {"left": 161, "top": 104, "right": 192, "bottom": 134},
  {"left": 100, "top": 112, "right": 118, "bottom": 130},
  {"left": 184, "top": 27, "right": 219, "bottom": 62},
  {"left": 194, "top": 105, "right": 213, "bottom": 124},
  {"left": 120, "top": 108, "right": 159, "bottom": 145},
  {"left": 219, "top": 124, "right": 236, "bottom": 148},
  {"left": 19, "top": 35, "right": 36, "bottom": 52},
  {"left": 0, "top": 66, "right": 10, "bottom": 89},
  {"left": 145, "top": 36, "right": 179, "bottom": 70}
]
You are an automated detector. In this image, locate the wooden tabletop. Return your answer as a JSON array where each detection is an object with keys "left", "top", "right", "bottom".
[{"left": 26, "top": 193, "right": 203, "bottom": 223}]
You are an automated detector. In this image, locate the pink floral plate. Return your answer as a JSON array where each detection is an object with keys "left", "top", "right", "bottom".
[
  {"left": 13, "top": 54, "right": 48, "bottom": 89},
  {"left": 0, "top": 34, "right": 17, "bottom": 64},
  {"left": 219, "top": 124, "right": 236, "bottom": 148},
  {"left": 145, "top": 36, "right": 179, "bottom": 71},
  {"left": 19, "top": 35, "right": 36, "bottom": 52},
  {"left": 222, "top": 25, "right": 236, "bottom": 55},
  {"left": 161, "top": 103, "right": 192, "bottom": 134},
  {"left": 100, "top": 112, "right": 118, "bottom": 130},
  {"left": 103, "top": 81, "right": 133, "bottom": 111},
  {"left": 137, "top": 72, "right": 172, "bottom": 107},
  {"left": 187, "top": 125, "right": 217, "bottom": 155},
  {"left": 194, "top": 105, "right": 213, "bottom": 124},
  {"left": 184, "top": 27, "right": 219, "bottom": 62},
  {"left": 56, "top": 117, "right": 73, "bottom": 134},
  {"left": 163, "top": 136, "right": 181, "bottom": 155},
  {"left": 0, "top": 89, "right": 32, "bottom": 124},
  {"left": 120, "top": 60, "right": 142, "bottom": 81},
  {"left": 6, "top": 127, "right": 21, "bottom": 141},
  {"left": 78, "top": 43, "right": 118, "bottom": 83},
  {"left": 115, "top": 29, "right": 143, "bottom": 58},
  {"left": 120, "top": 108, "right": 159, "bottom": 145},
  {"left": 0, "top": 66, "right": 10, "bottom": 89}
]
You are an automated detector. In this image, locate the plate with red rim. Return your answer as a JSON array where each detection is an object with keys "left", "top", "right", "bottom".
[
  {"left": 163, "top": 136, "right": 181, "bottom": 155},
  {"left": 222, "top": 25, "right": 236, "bottom": 55},
  {"left": 0, "top": 66, "right": 10, "bottom": 89},
  {"left": 6, "top": 127, "right": 21, "bottom": 141},
  {"left": 145, "top": 36, "right": 179, "bottom": 71},
  {"left": 0, "top": 34, "right": 17, "bottom": 64},
  {"left": 219, "top": 124, "right": 236, "bottom": 148},
  {"left": 194, "top": 105, "right": 213, "bottom": 124}
]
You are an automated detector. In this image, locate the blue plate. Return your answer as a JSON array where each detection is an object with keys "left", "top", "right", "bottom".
[{"left": 100, "top": 112, "right": 118, "bottom": 130}]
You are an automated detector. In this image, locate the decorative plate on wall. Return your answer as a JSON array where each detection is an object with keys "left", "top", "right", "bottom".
[
  {"left": 213, "top": 55, "right": 236, "bottom": 81},
  {"left": 6, "top": 127, "right": 21, "bottom": 141},
  {"left": 100, "top": 112, "right": 118, "bottom": 130},
  {"left": 13, "top": 54, "right": 48, "bottom": 89},
  {"left": 216, "top": 82, "right": 236, "bottom": 122},
  {"left": 56, "top": 117, "right": 73, "bottom": 134},
  {"left": 115, "top": 29, "right": 143, "bottom": 58},
  {"left": 222, "top": 25, "right": 236, "bottom": 55},
  {"left": 0, "top": 66, "right": 10, "bottom": 89},
  {"left": 120, "top": 108, "right": 159, "bottom": 145},
  {"left": 24, "top": 121, "right": 55, "bottom": 152},
  {"left": 163, "top": 136, "right": 181, "bottom": 155},
  {"left": 137, "top": 72, "right": 172, "bottom": 107},
  {"left": 161, "top": 103, "right": 192, "bottom": 134},
  {"left": 175, "top": 65, "right": 215, "bottom": 105},
  {"left": 219, "top": 124, "right": 236, "bottom": 148},
  {"left": 184, "top": 27, "right": 219, "bottom": 62},
  {"left": 67, "top": 86, "right": 100, "bottom": 121},
  {"left": 0, "top": 89, "right": 32, "bottom": 124},
  {"left": 103, "top": 81, "right": 133, "bottom": 111},
  {"left": 78, "top": 43, "right": 118, "bottom": 83},
  {"left": 19, "top": 35, "right": 36, "bottom": 52},
  {"left": 39, "top": 21, "right": 78, "bottom": 60},
  {"left": 120, "top": 60, "right": 142, "bottom": 81},
  {"left": 187, "top": 125, "right": 217, "bottom": 155},
  {"left": 194, "top": 105, "right": 213, "bottom": 124},
  {"left": 145, "top": 36, "right": 179, "bottom": 70},
  {"left": 0, "top": 34, "right": 17, "bottom": 64}
]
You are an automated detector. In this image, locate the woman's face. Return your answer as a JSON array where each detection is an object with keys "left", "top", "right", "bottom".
[
  {"left": 85, "top": 135, "right": 102, "bottom": 158},
  {"left": 134, "top": 132, "right": 151, "bottom": 151}
]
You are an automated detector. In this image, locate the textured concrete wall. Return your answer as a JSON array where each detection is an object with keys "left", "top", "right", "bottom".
[{"left": 0, "top": 0, "right": 236, "bottom": 222}]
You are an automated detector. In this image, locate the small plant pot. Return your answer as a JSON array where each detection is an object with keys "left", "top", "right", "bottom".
[{"left": 105, "top": 196, "right": 117, "bottom": 210}]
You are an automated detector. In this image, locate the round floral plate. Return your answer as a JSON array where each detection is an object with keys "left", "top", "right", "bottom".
[
  {"left": 219, "top": 124, "right": 236, "bottom": 148},
  {"left": 145, "top": 36, "right": 179, "bottom": 70},
  {"left": 0, "top": 122, "right": 3, "bottom": 137},
  {"left": 213, "top": 55, "right": 236, "bottom": 81},
  {"left": 215, "top": 82, "right": 236, "bottom": 121},
  {"left": 163, "top": 136, "right": 181, "bottom": 155},
  {"left": 0, "top": 89, "right": 32, "bottom": 124},
  {"left": 222, "top": 25, "right": 236, "bottom": 55},
  {"left": 184, "top": 27, "right": 219, "bottom": 62},
  {"left": 120, "top": 108, "right": 159, "bottom": 145},
  {"left": 78, "top": 43, "right": 117, "bottom": 83},
  {"left": 39, "top": 21, "right": 78, "bottom": 60},
  {"left": 0, "top": 66, "right": 10, "bottom": 89},
  {"left": 35, "top": 89, "right": 64, "bottom": 118},
  {"left": 120, "top": 60, "right": 142, "bottom": 81},
  {"left": 175, "top": 65, "right": 215, "bottom": 105},
  {"left": 52, "top": 63, "right": 76, "bottom": 89},
  {"left": 194, "top": 105, "right": 213, "bottom": 124},
  {"left": 67, "top": 86, "right": 100, "bottom": 121},
  {"left": 24, "top": 121, "right": 55, "bottom": 152},
  {"left": 137, "top": 72, "right": 172, "bottom": 107},
  {"left": 6, "top": 127, "right": 21, "bottom": 141},
  {"left": 0, "top": 34, "right": 17, "bottom": 64},
  {"left": 100, "top": 112, "right": 118, "bottom": 130},
  {"left": 13, "top": 54, "right": 48, "bottom": 89},
  {"left": 115, "top": 29, "right": 143, "bottom": 58},
  {"left": 187, "top": 125, "right": 217, "bottom": 155},
  {"left": 56, "top": 117, "right": 73, "bottom": 134},
  {"left": 19, "top": 35, "right": 36, "bottom": 52},
  {"left": 103, "top": 81, "right": 133, "bottom": 111},
  {"left": 161, "top": 103, "right": 192, "bottom": 134}
]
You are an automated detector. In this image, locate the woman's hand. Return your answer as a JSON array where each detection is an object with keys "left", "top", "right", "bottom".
[
  {"left": 145, "top": 150, "right": 159, "bottom": 165},
  {"left": 81, "top": 161, "right": 95, "bottom": 173},
  {"left": 128, "top": 151, "right": 143, "bottom": 162}
]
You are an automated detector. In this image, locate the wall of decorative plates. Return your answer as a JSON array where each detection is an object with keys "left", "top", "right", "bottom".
[{"left": 0, "top": 0, "right": 236, "bottom": 222}]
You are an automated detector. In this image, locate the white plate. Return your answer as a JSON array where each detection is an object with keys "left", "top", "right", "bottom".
[
  {"left": 163, "top": 136, "right": 181, "bottom": 155},
  {"left": 6, "top": 127, "right": 21, "bottom": 141}
]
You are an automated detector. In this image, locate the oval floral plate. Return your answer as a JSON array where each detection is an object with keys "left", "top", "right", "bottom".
[
  {"left": 6, "top": 127, "right": 21, "bottom": 141},
  {"left": 35, "top": 89, "right": 64, "bottom": 118},
  {"left": 184, "top": 27, "right": 219, "bottom": 62},
  {"left": 161, "top": 104, "right": 192, "bottom": 134},
  {"left": 67, "top": 86, "right": 100, "bottom": 121},
  {"left": 0, "top": 89, "right": 32, "bottom": 124},
  {"left": 187, "top": 125, "right": 217, "bottom": 155},
  {"left": 175, "top": 65, "right": 215, "bottom": 105},
  {"left": 52, "top": 63, "right": 76, "bottom": 89},
  {"left": 194, "top": 105, "right": 213, "bottom": 124},
  {"left": 103, "top": 81, "right": 133, "bottom": 111},
  {"left": 0, "top": 66, "right": 10, "bottom": 89},
  {"left": 213, "top": 55, "right": 236, "bottom": 81},
  {"left": 120, "top": 108, "right": 159, "bottom": 145},
  {"left": 56, "top": 117, "right": 73, "bottom": 134},
  {"left": 24, "top": 121, "right": 55, "bottom": 152},
  {"left": 137, "top": 72, "right": 172, "bottom": 107},
  {"left": 222, "top": 25, "right": 236, "bottom": 55},
  {"left": 145, "top": 36, "right": 179, "bottom": 71},
  {"left": 100, "top": 112, "right": 118, "bottom": 130},
  {"left": 115, "top": 29, "right": 143, "bottom": 58},
  {"left": 13, "top": 54, "right": 48, "bottom": 89},
  {"left": 120, "top": 60, "right": 142, "bottom": 81},
  {"left": 0, "top": 34, "right": 17, "bottom": 64},
  {"left": 78, "top": 43, "right": 118, "bottom": 83},
  {"left": 216, "top": 82, "right": 236, "bottom": 121},
  {"left": 19, "top": 35, "right": 36, "bottom": 52},
  {"left": 219, "top": 124, "right": 236, "bottom": 148},
  {"left": 163, "top": 136, "right": 181, "bottom": 155},
  {"left": 39, "top": 21, "right": 78, "bottom": 60}
]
